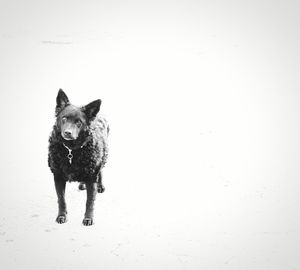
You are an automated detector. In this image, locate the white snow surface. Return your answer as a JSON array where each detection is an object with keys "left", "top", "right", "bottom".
[{"left": 0, "top": 1, "right": 300, "bottom": 269}]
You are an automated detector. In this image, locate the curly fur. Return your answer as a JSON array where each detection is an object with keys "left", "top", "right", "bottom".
[{"left": 48, "top": 116, "right": 109, "bottom": 183}]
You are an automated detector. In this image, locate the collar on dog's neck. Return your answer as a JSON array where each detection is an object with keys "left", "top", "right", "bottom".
[
  {"left": 62, "top": 136, "right": 90, "bottom": 150},
  {"left": 62, "top": 139, "right": 90, "bottom": 164},
  {"left": 62, "top": 143, "right": 74, "bottom": 164}
]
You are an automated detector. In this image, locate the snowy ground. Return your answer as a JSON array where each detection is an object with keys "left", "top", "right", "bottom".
[{"left": 0, "top": 1, "right": 300, "bottom": 269}]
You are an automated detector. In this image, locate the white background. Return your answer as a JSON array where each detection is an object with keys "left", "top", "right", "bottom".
[{"left": 0, "top": 0, "right": 299, "bottom": 269}]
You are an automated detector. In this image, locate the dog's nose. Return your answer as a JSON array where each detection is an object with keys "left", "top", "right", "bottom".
[{"left": 64, "top": 130, "right": 72, "bottom": 136}]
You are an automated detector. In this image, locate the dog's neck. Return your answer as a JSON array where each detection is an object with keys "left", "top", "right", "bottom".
[
  {"left": 61, "top": 136, "right": 90, "bottom": 150},
  {"left": 62, "top": 137, "right": 90, "bottom": 165}
]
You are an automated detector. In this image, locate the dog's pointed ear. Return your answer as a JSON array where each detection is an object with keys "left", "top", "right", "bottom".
[
  {"left": 56, "top": 89, "right": 70, "bottom": 115},
  {"left": 83, "top": 99, "right": 101, "bottom": 119}
]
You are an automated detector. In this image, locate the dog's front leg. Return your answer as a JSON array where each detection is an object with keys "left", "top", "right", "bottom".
[
  {"left": 83, "top": 182, "right": 97, "bottom": 226},
  {"left": 97, "top": 170, "right": 105, "bottom": 193},
  {"left": 54, "top": 174, "right": 68, "bottom": 224}
]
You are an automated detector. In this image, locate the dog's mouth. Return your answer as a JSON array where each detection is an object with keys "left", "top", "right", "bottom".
[
  {"left": 61, "top": 132, "right": 76, "bottom": 141},
  {"left": 63, "top": 136, "right": 74, "bottom": 141}
]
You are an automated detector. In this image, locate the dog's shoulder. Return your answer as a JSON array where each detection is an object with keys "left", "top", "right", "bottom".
[{"left": 90, "top": 114, "right": 109, "bottom": 138}]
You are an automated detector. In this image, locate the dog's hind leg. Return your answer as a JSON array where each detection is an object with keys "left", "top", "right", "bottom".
[
  {"left": 83, "top": 182, "right": 97, "bottom": 226},
  {"left": 97, "top": 171, "right": 105, "bottom": 193},
  {"left": 54, "top": 174, "right": 68, "bottom": 224}
]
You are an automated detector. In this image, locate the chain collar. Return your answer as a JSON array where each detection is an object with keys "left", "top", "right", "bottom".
[{"left": 62, "top": 139, "right": 88, "bottom": 164}]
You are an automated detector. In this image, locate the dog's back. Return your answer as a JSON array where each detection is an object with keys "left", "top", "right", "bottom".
[{"left": 87, "top": 115, "right": 109, "bottom": 169}]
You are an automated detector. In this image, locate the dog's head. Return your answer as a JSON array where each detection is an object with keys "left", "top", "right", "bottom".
[{"left": 55, "top": 89, "right": 101, "bottom": 141}]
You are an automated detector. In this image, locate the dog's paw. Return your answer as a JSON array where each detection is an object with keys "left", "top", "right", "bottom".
[
  {"left": 78, "top": 182, "right": 86, "bottom": 191},
  {"left": 97, "top": 184, "right": 105, "bottom": 193},
  {"left": 56, "top": 215, "right": 67, "bottom": 224},
  {"left": 82, "top": 217, "right": 94, "bottom": 226}
]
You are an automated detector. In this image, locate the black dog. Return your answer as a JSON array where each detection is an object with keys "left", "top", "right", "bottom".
[{"left": 48, "top": 89, "right": 109, "bottom": 226}]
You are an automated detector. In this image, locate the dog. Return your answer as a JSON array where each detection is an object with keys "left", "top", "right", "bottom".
[{"left": 48, "top": 89, "right": 109, "bottom": 226}]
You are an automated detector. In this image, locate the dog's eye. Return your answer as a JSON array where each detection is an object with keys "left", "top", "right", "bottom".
[
  {"left": 76, "top": 121, "right": 82, "bottom": 127},
  {"left": 62, "top": 117, "right": 67, "bottom": 123}
]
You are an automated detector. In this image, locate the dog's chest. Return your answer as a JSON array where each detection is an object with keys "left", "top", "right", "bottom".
[
  {"left": 59, "top": 147, "right": 101, "bottom": 181},
  {"left": 61, "top": 152, "right": 85, "bottom": 180}
]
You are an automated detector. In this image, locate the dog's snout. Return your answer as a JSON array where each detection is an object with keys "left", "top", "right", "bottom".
[{"left": 62, "top": 129, "right": 75, "bottom": 140}]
